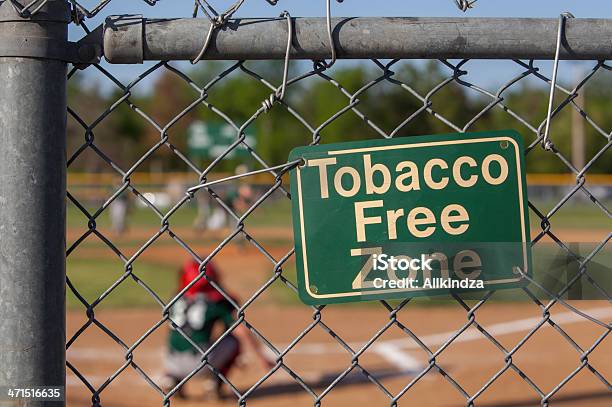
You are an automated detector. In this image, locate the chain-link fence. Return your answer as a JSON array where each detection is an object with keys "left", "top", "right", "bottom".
[{"left": 0, "top": 1, "right": 610, "bottom": 406}]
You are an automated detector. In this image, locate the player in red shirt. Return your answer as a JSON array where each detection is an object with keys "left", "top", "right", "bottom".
[{"left": 162, "top": 259, "right": 274, "bottom": 399}]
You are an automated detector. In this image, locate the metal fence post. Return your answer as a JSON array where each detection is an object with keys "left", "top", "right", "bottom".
[{"left": 0, "top": 0, "right": 69, "bottom": 404}]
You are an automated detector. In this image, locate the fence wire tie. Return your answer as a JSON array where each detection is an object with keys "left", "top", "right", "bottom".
[
  {"left": 192, "top": 0, "right": 214, "bottom": 20},
  {"left": 69, "top": 0, "right": 90, "bottom": 25},
  {"left": 453, "top": 0, "right": 477, "bottom": 12},
  {"left": 191, "top": 16, "right": 222, "bottom": 64},
  {"left": 542, "top": 12, "right": 575, "bottom": 151},
  {"left": 187, "top": 159, "right": 301, "bottom": 193},
  {"left": 262, "top": 10, "right": 293, "bottom": 112},
  {"left": 314, "top": 0, "right": 339, "bottom": 69},
  {"left": 8, "top": 0, "right": 46, "bottom": 17},
  {"left": 191, "top": 0, "right": 247, "bottom": 64}
]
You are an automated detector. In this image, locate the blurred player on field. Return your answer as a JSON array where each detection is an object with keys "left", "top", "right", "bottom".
[
  {"left": 162, "top": 258, "right": 274, "bottom": 399},
  {"left": 109, "top": 194, "right": 129, "bottom": 236}
]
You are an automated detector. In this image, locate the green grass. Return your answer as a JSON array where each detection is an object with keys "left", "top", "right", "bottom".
[
  {"left": 528, "top": 199, "right": 611, "bottom": 230},
  {"left": 65, "top": 197, "right": 610, "bottom": 309},
  {"left": 67, "top": 197, "right": 293, "bottom": 229},
  {"left": 66, "top": 258, "right": 176, "bottom": 309},
  {"left": 67, "top": 202, "right": 197, "bottom": 229},
  {"left": 66, "top": 243, "right": 610, "bottom": 309},
  {"left": 68, "top": 198, "right": 610, "bottom": 231}
]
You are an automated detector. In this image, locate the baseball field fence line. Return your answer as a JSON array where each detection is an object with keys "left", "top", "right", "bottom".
[{"left": 0, "top": 1, "right": 610, "bottom": 406}]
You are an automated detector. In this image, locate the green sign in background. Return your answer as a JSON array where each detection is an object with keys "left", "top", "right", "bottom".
[
  {"left": 289, "top": 130, "right": 531, "bottom": 305},
  {"left": 187, "top": 121, "right": 256, "bottom": 160}
]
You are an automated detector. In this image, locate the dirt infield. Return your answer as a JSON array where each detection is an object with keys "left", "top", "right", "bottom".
[
  {"left": 66, "top": 302, "right": 611, "bottom": 406},
  {"left": 65, "top": 224, "right": 610, "bottom": 406}
]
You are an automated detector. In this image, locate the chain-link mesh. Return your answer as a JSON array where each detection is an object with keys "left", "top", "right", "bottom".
[
  {"left": 6, "top": 0, "right": 156, "bottom": 19},
  {"left": 12, "top": 0, "right": 474, "bottom": 19},
  {"left": 59, "top": 1, "right": 611, "bottom": 406}
]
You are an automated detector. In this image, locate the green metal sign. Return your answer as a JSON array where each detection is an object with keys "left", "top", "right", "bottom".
[
  {"left": 289, "top": 130, "right": 531, "bottom": 305},
  {"left": 187, "top": 121, "right": 256, "bottom": 160}
]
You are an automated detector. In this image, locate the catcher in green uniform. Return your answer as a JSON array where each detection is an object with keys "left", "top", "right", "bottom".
[{"left": 162, "top": 259, "right": 274, "bottom": 398}]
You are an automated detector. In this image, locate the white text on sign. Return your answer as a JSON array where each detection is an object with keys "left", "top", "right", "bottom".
[{"left": 308, "top": 153, "right": 509, "bottom": 243}]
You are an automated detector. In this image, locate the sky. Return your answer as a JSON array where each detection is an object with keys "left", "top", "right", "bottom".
[
  {"left": 73, "top": 0, "right": 612, "bottom": 20},
  {"left": 69, "top": 0, "right": 612, "bottom": 94}
]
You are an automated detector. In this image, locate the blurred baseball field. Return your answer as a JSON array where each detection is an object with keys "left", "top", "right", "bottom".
[{"left": 65, "top": 173, "right": 611, "bottom": 407}]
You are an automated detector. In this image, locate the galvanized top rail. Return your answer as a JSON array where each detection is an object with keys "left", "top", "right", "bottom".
[{"left": 103, "top": 16, "right": 612, "bottom": 63}]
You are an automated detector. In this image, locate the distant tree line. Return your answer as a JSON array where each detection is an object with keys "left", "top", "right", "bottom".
[{"left": 67, "top": 61, "right": 611, "bottom": 174}]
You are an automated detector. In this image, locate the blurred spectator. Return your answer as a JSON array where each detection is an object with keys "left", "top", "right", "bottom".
[{"left": 109, "top": 194, "right": 129, "bottom": 236}]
